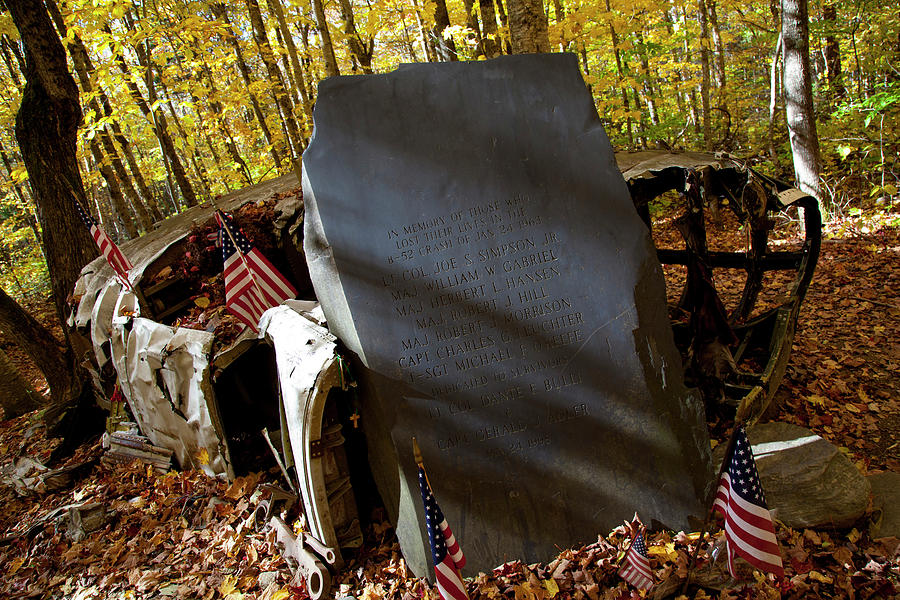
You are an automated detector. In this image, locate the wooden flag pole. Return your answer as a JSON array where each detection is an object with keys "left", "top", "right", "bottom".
[
  {"left": 412, "top": 436, "right": 432, "bottom": 490},
  {"left": 680, "top": 424, "right": 742, "bottom": 595}
]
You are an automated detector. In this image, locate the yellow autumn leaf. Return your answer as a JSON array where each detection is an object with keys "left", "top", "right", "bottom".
[
  {"left": 194, "top": 296, "right": 210, "bottom": 308},
  {"left": 846, "top": 403, "right": 861, "bottom": 413},
  {"left": 543, "top": 578, "right": 559, "bottom": 598},
  {"left": 857, "top": 389, "right": 871, "bottom": 403},
  {"left": 197, "top": 448, "right": 210, "bottom": 465},
  {"left": 806, "top": 394, "right": 827, "bottom": 407},
  {"left": 9, "top": 556, "right": 25, "bottom": 575},
  {"left": 847, "top": 528, "right": 861, "bottom": 543},
  {"left": 219, "top": 574, "right": 239, "bottom": 596},
  {"left": 270, "top": 590, "right": 291, "bottom": 600},
  {"left": 648, "top": 542, "right": 677, "bottom": 561},
  {"left": 808, "top": 571, "right": 834, "bottom": 584}
]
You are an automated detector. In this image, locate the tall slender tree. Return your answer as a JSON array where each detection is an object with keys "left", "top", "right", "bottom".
[
  {"left": 2, "top": 0, "right": 104, "bottom": 441},
  {"left": 506, "top": 0, "right": 549, "bottom": 53},
  {"left": 783, "top": 0, "right": 822, "bottom": 199}
]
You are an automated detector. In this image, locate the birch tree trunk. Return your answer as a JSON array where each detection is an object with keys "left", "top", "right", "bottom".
[
  {"left": 783, "top": 0, "right": 822, "bottom": 200},
  {"left": 697, "top": 0, "right": 713, "bottom": 150},
  {"left": 311, "top": 0, "right": 340, "bottom": 77}
]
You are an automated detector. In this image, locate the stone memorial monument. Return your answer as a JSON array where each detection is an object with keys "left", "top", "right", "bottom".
[{"left": 303, "top": 54, "right": 712, "bottom": 576}]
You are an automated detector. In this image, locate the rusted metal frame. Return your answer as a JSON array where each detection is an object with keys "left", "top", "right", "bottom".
[
  {"left": 674, "top": 169, "right": 708, "bottom": 313},
  {"left": 656, "top": 248, "right": 805, "bottom": 270},
  {"left": 734, "top": 175, "right": 771, "bottom": 322}
]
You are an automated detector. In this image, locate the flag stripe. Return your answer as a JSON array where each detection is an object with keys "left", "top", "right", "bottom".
[
  {"left": 419, "top": 465, "right": 467, "bottom": 600},
  {"left": 713, "top": 427, "right": 784, "bottom": 578},
  {"left": 441, "top": 521, "right": 465, "bottom": 568},
  {"left": 246, "top": 250, "right": 297, "bottom": 297},
  {"left": 79, "top": 205, "right": 132, "bottom": 284},
  {"left": 217, "top": 210, "right": 296, "bottom": 331},
  {"left": 715, "top": 476, "right": 780, "bottom": 549},
  {"left": 435, "top": 558, "right": 467, "bottom": 600},
  {"left": 619, "top": 532, "right": 653, "bottom": 590},
  {"left": 620, "top": 565, "right": 653, "bottom": 588}
]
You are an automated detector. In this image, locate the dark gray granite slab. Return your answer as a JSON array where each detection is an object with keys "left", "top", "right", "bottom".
[{"left": 303, "top": 54, "right": 712, "bottom": 576}]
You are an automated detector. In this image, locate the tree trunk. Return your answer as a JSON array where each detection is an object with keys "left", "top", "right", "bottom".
[
  {"left": 552, "top": 0, "right": 566, "bottom": 51},
  {"left": 822, "top": 3, "right": 845, "bottom": 100},
  {"left": 635, "top": 30, "right": 660, "bottom": 126},
  {"left": 88, "top": 138, "right": 138, "bottom": 238},
  {"left": 311, "top": 0, "right": 340, "bottom": 77},
  {"left": 506, "top": 0, "right": 549, "bottom": 54},
  {"left": 697, "top": 0, "right": 713, "bottom": 150},
  {"left": 606, "top": 0, "right": 633, "bottom": 149},
  {"left": 5, "top": 0, "right": 99, "bottom": 331},
  {"left": 480, "top": 0, "right": 501, "bottom": 58},
  {"left": 105, "top": 104, "right": 163, "bottom": 219},
  {"left": 462, "top": 0, "right": 483, "bottom": 56},
  {"left": 707, "top": 0, "right": 727, "bottom": 89},
  {"left": 246, "top": 0, "right": 305, "bottom": 174},
  {"left": 0, "top": 346, "right": 43, "bottom": 419},
  {"left": 212, "top": 3, "right": 283, "bottom": 171},
  {"left": 112, "top": 29, "right": 198, "bottom": 208},
  {"left": 0, "top": 284, "right": 73, "bottom": 409},
  {"left": 0, "top": 137, "right": 43, "bottom": 258},
  {"left": 45, "top": 0, "right": 155, "bottom": 231},
  {"left": 495, "top": 0, "right": 512, "bottom": 54},
  {"left": 2, "top": 34, "right": 26, "bottom": 74},
  {"left": 783, "top": 0, "right": 822, "bottom": 200},
  {"left": 337, "top": 0, "right": 374, "bottom": 73},
  {"left": 0, "top": 36, "right": 22, "bottom": 86},
  {"left": 768, "top": 33, "right": 783, "bottom": 166},
  {"left": 197, "top": 59, "right": 254, "bottom": 185},
  {"left": 264, "top": 0, "right": 315, "bottom": 128},
  {"left": 430, "top": 0, "right": 458, "bottom": 61},
  {"left": 156, "top": 78, "right": 214, "bottom": 200}
]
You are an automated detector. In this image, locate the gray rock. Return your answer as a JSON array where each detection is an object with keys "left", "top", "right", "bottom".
[
  {"left": 303, "top": 54, "right": 712, "bottom": 575},
  {"left": 713, "top": 422, "right": 870, "bottom": 529},
  {"left": 868, "top": 471, "right": 900, "bottom": 538}
]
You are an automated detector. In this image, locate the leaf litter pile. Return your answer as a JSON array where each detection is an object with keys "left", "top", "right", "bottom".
[{"left": 1, "top": 204, "right": 898, "bottom": 598}]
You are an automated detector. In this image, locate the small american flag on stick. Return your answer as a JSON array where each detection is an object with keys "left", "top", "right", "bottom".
[
  {"left": 712, "top": 426, "right": 784, "bottom": 578},
  {"left": 619, "top": 531, "right": 653, "bottom": 589},
  {"left": 415, "top": 439, "right": 467, "bottom": 600},
  {"left": 215, "top": 210, "right": 297, "bottom": 331},
  {"left": 73, "top": 199, "right": 132, "bottom": 286}
]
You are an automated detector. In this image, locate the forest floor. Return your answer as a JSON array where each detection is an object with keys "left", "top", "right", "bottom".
[{"left": 0, "top": 203, "right": 897, "bottom": 599}]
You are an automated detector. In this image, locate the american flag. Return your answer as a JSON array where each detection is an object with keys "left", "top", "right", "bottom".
[
  {"left": 215, "top": 210, "right": 297, "bottom": 331},
  {"left": 619, "top": 532, "right": 653, "bottom": 589},
  {"left": 712, "top": 426, "right": 784, "bottom": 577},
  {"left": 418, "top": 465, "right": 467, "bottom": 600},
  {"left": 73, "top": 199, "right": 132, "bottom": 285}
]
